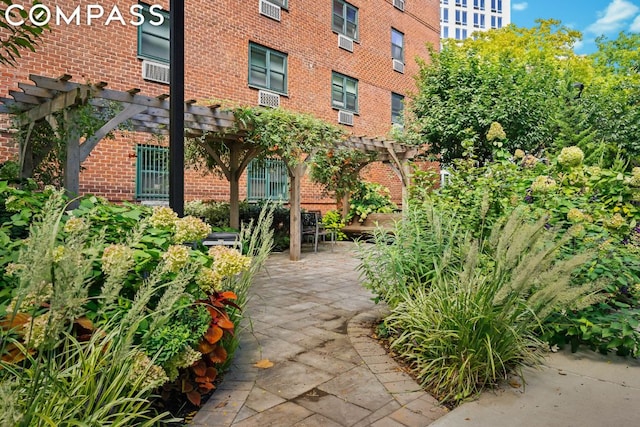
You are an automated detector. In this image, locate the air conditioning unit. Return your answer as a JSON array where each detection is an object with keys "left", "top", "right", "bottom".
[
  {"left": 393, "top": 0, "right": 405, "bottom": 11},
  {"left": 338, "top": 110, "right": 354, "bottom": 126},
  {"left": 338, "top": 34, "right": 354, "bottom": 52},
  {"left": 142, "top": 60, "right": 170, "bottom": 84},
  {"left": 259, "top": 0, "right": 281, "bottom": 21},
  {"left": 258, "top": 90, "right": 280, "bottom": 108},
  {"left": 393, "top": 59, "right": 405, "bottom": 74}
]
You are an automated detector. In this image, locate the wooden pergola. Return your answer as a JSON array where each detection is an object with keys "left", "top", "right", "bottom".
[{"left": 0, "top": 74, "right": 418, "bottom": 260}]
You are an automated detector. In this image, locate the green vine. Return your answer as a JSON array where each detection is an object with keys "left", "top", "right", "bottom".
[
  {"left": 12, "top": 101, "right": 121, "bottom": 187},
  {"left": 309, "top": 147, "right": 377, "bottom": 203}
]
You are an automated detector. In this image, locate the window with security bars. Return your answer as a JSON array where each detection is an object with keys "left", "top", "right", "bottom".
[
  {"left": 247, "top": 158, "right": 289, "bottom": 201},
  {"left": 136, "top": 145, "right": 169, "bottom": 200}
]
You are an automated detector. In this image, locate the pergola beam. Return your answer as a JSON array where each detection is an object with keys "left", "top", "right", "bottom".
[{"left": 80, "top": 103, "right": 148, "bottom": 161}]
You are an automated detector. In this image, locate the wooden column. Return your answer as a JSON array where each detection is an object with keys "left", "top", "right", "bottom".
[
  {"left": 63, "top": 110, "right": 82, "bottom": 205},
  {"left": 288, "top": 163, "right": 305, "bottom": 261},
  {"left": 401, "top": 160, "right": 412, "bottom": 214},
  {"left": 229, "top": 145, "right": 240, "bottom": 230}
]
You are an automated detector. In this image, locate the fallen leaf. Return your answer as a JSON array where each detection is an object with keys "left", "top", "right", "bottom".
[{"left": 254, "top": 359, "right": 274, "bottom": 369}]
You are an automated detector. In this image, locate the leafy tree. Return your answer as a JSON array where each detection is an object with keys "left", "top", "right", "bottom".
[
  {"left": 580, "top": 32, "right": 640, "bottom": 165},
  {"left": 411, "top": 20, "right": 586, "bottom": 164},
  {"left": 1, "top": 1, "right": 47, "bottom": 66},
  {"left": 411, "top": 21, "right": 640, "bottom": 167}
]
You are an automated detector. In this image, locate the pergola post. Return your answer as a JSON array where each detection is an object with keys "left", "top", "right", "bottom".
[
  {"left": 63, "top": 110, "right": 82, "bottom": 201},
  {"left": 401, "top": 160, "right": 412, "bottom": 214},
  {"left": 229, "top": 145, "right": 240, "bottom": 230},
  {"left": 288, "top": 162, "right": 305, "bottom": 261}
]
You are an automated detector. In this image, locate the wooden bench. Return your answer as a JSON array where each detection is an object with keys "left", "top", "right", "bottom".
[{"left": 342, "top": 212, "right": 402, "bottom": 236}]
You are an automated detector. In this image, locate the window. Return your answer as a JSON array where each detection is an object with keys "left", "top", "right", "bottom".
[
  {"left": 473, "top": 13, "right": 485, "bottom": 28},
  {"left": 455, "top": 0, "right": 467, "bottom": 6},
  {"left": 491, "top": 0, "right": 502, "bottom": 12},
  {"left": 442, "top": 26, "right": 449, "bottom": 38},
  {"left": 474, "top": 0, "right": 485, "bottom": 10},
  {"left": 136, "top": 145, "right": 168, "bottom": 200},
  {"left": 491, "top": 15, "right": 502, "bottom": 28},
  {"left": 441, "top": 8, "right": 449, "bottom": 23},
  {"left": 333, "top": 0, "right": 358, "bottom": 39},
  {"left": 137, "top": 4, "right": 170, "bottom": 62},
  {"left": 455, "top": 10, "right": 467, "bottom": 25},
  {"left": 391, "top": 29, "right": 404, "bottom": 62},
  {"left": 391, "top": 93, "right": 404, "bottom": 125},
  {"left": 249, "top": 43, "right": 287, "bottom": 94},
  {"left": 331, "top": 72, "right": 358, "bottom": 112},
  {"left": 442, "top": 0, "right": 449, "bottom": 4},
  {"left": 247, "top": 158, "right": 289, "bottom": 201},
  {"left": 455, "top": 28, "right": 467, "bottom": 40}
]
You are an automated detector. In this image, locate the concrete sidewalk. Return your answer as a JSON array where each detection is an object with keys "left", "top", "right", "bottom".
[
  {"left": 430, "top": 349, "right": 640, "bottom": 427},
  {"left": 191, "top": 242, "right": 640, "bottom": 427}
]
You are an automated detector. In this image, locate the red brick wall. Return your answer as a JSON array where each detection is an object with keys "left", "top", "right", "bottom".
[{"left": 0, "top": 0, "right": 440, "bottom": 209}]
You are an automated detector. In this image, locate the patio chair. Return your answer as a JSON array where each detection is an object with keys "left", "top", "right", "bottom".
[{"left": 301, "top": 211, "right": 334, "bottom": 252}]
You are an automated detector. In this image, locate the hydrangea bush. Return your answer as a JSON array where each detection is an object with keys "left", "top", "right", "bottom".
[
  {"left": 411, "top": 145, "right": 640, "bottom": 356},
  {"left": 0, "top": 186, "right": 274, "bottom": 421}
]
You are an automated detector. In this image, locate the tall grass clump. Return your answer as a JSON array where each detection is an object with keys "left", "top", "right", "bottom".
[
  {"left": 357, "top": 204, "right": 467, "bottom": 307},
  {"left": 359, "top": 205, "right": 601, "bottom": 405}
]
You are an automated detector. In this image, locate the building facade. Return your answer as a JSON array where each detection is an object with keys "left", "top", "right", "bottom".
[
  {"left": 439, "top": 0, "right": 510, "bottom": 40},
  {"left": 0, "top": 0, "right": 440, "bottom": 211}
]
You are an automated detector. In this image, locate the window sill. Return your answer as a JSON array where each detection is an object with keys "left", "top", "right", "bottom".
[
  {"left": 332, "top": 30, "right": 360, "bottom": 43},
  {"left": 331, "top": 106, "right": 359, "bottom": 115},
  {"left": 248, "top": 85, "right": 288, "bottom": 97},
  {"left": 137, "top": 56, "right": 170, "bottom": 64}
]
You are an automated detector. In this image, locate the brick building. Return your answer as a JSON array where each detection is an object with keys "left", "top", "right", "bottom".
[{"left": 0, "top": 0, "right": 440, "bottom": 211}]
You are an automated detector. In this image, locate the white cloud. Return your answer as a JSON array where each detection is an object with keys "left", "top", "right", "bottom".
[
  {"left": 586, "top": 0, "right": 640, "bottom": 34},
  {"left": 630, "top": 14, "right": 640, "bottom": 32},
  {"left": 572, "top": 39, "right": 585, "bottom": 52},
  {"left": 512, "top": 2, "right": 528, "bottom": 11}
]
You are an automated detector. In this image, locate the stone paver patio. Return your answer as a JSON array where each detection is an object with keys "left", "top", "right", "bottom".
[{"left": 190, "top": 242, "right": 448, "bottom": 426}]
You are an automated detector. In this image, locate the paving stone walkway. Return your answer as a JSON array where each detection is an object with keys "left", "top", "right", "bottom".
[{"left": 191, "top": 242, "right": 448, "bottom": 426}]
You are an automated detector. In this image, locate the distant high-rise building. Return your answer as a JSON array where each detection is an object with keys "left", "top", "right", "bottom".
[{"left": 440, "top": 0, "right": 511, "bottom": 41}]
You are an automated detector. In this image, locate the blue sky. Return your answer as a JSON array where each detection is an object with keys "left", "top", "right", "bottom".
[{"left": 510, "top": 0, "right": 640, "bottom": 53}]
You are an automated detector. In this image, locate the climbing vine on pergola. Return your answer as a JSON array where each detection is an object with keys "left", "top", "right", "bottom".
[{"left": 0, "top": 74, "right": 419, "bottom": 260}]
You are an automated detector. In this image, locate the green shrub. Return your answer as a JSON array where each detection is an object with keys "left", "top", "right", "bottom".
[
  {"left": 320, "top": 209, "right": 347, "bottom": 241},
  {"left": 348, "top": 181, "right": 397, "bottom": 222},
  {"left": 185, "top": 200, "right": 232, "bottom": 229}
]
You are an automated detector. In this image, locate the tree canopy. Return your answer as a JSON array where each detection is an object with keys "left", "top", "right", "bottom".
[{"left": 410, "top": 20, "right": 640, "bottom": 167}]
